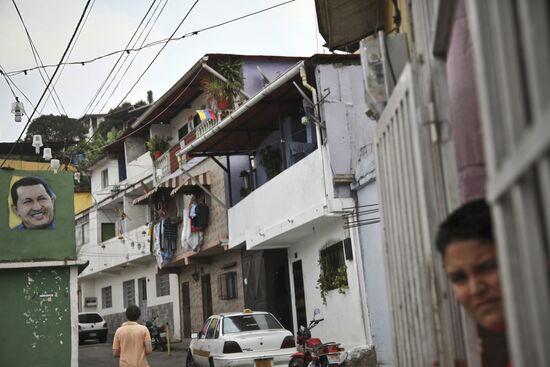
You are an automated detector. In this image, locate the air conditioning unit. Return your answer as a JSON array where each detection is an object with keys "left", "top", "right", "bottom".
[{"left": 84, "top": 297, "right": 97, "bottom": 307}]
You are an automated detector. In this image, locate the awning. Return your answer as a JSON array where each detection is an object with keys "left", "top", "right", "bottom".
[
  {"left": 132, "top": 187, "right": 159, "bottom": 205},
  {"left": 171, "top": 171, "right": 211, "bottom": 196}
]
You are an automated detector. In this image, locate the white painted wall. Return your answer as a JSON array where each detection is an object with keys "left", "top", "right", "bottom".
[
  {"left": 228, "top": 149, "right": 326, "bottom": 248},
  {"left": 287, "top": 219, "right": 368, "bottom": 349},
  {"left": 90, "top": 159, "right": 119, "bottom": 201},
  {"left": 357, "top": 182, "right": 394, "bottom": 365},
  {"left": 79, "top": 261, "right": 181, "bottom": 341}
]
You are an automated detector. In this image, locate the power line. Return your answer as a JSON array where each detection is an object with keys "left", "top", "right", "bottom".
[
  {"left": 0, "top": 0, "right": 93, "bottom": 168},
  {"left": 0, "top": 63, "right": 40, "bottom": 116},
  {"left": 94, "top": 0, "right": 170, "bottom": 114},
  {"left": 11, "top": 0, "right": 67, "bottom": 115},
  {"left": 113, "top": 0, "right": 201, "bottom": 110},
  {"left": 81, "top": 0, "right": 160, "bottom": 116},
  {"left": 3, "top": 0, "right": 297, "bottom": 78},
  {"left": 40, "top": 0, "right": 96, "bottom": 116}
]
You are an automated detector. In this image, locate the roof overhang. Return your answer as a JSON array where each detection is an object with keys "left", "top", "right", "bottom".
[{"left": 178, "top": 61, "right": 305, "bottom": 157}]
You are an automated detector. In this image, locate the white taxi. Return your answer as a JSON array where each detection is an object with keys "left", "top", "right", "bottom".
[{"left": 186, "top": 310, "right": 296, "bottom": 367}]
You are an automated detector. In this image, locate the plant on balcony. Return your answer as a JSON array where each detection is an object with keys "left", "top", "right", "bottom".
[
  {"left": 201, "top": 59, "right": 244, "bottom": 111},
  {"left": 146, "top": 135, "right": 171, "bottom": 159},
  {"left": 239, "top": 170, "right": 251, "bottom": 197},
  {"left": 259, "top": 145, "right": 282, "bottom": 180}
]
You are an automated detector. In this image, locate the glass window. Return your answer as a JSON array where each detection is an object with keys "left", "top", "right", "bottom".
[
  {"left": 101, "top": 223, "right": 116, "bottom": 242},
  {"left": 206, "top": 318, "right": 219, "bottom": 339},
  {"left": 101, "top": 169, "right": 109, "bottom": 189},
  {"left": 223, "top": 313, "right": 283, "bottom": 334},
  {"left": 79, "top": 313, "right": 103, "bottom": 323},
  {"left": 218, "top": 272, "right": 237, "bottom": 300},
  {"left": 198, "top": 318, "right": 211, "bottom": 339},
  {"left": 319, "top": 241, "right": 348, "bottom": 291}
]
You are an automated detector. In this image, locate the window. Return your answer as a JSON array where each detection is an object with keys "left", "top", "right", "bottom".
[
  {"left": 76, "top": 214, "right": 89, "bottom": 246},
  {"left": 223, "top": 313, "right": 283, "bottom": 334},
  {"left": 101, "top": 223, "right": 116, "bottom": 242},
  {"left": 122, "top": 280, "right": 135, "bottom": 308},
  {"left": 101, "top": 169, "right": 109, "bottom": 189},
  {"left": 319, "top": 240, "right": 348, "bottom": 291},
  {"left": 218, "top": 272, "right": 237, "bottom": 300},
  {"left": 101, "top": 286, "right": 112, "bottom": 309},
  {"left": 156, "top": 273, "right": 170, "bottom": 297},
  {"left": 178, "top": 123, "right": 190, "bottom": 139},
  {"left": 205, "top": 318, "right": 219, "bottom": 339}
]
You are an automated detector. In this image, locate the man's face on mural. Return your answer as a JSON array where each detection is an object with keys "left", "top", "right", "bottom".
[{"left": 11, "top": 184, "right": 55, "bottom": 229}]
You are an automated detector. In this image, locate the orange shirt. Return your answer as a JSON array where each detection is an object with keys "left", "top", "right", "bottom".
[{"left": 113, "top": 321, "right": 151, "bottom": 367}]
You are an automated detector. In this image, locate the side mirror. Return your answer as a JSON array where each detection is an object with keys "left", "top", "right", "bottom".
[
  {"left": 191, "top": 332, "right": 199, "bottom": 339},
  {"left": 313, "top": 308, "right": 320, "bottom": 316}
]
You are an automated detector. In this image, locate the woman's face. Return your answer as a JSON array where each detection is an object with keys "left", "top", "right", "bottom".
[{"left": 444, "top": 240, "right": 505, "bottom": 332}]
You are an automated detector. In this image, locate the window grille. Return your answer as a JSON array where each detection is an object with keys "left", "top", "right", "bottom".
[
  {"left": 319, "top": 241, "right": 348, "bottom": 290},
  {"left": 123, "top": 280, "right": 135, "bottom": 308},
  {"left": 218, "top": 272, "right": 238, "bottom": 300},
  {"left": 102, "top": 286, "right": 112, "bottom": 309},
  {"left": 156, "top": 274, "right": 170, "bottom": 297}
]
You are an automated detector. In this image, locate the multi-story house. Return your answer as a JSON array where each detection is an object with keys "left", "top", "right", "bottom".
[
  {"left": 176, "top": 53, "right": 378, "bottom": 360},
  {"left": 314, "top": 0, "right": 550, "bottom": 366},
  {"left": 115, "top": 53, "right": 305, "bottom": 339},
  {"left": 78, "top": 114, "right": 105, "bottom": 140},
  {"left": 76, "top": 106, "right": 182, "bottom": 341}
]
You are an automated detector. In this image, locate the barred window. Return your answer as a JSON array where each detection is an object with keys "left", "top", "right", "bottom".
[
  {"left": 218, "top": 272, "right": 237, "bottom": 300},
  {"left": 320, "top": 240, "right": 348, "bottom": 291},
  {"left": 123, "top": 280, "right": 135, "bottom": 308},
  {"left": 102, "top": 286, "right": 112, "bottom": 309},
  {"left": 156, "top": 274, "right": 170, "bottom": 297}
]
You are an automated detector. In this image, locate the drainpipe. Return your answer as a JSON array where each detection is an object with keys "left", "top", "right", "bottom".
[{"left": 300, "top": 66, "right": 329, "bottom": 210}]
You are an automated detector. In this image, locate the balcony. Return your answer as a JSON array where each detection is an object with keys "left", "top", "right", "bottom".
[
  {"left": 228, "top": 147, "right": 349, "bottom": 250},
  {"left": 153, "top": 150, "right": 171, "bottom": 184},
  {"left": 78, "top": 224, "right": 152, "bottom": 278}
]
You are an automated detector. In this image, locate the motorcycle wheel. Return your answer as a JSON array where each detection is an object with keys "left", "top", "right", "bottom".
[
  {"left": 186, "top": 352, "right": 196, "bottom": 367},
  {"left": 289, "top": 358, "right": 305, "bottom": 367}
]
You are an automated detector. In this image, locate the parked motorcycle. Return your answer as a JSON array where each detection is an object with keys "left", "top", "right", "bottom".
[
  {"left": 145, "top": 316, "right": 167, "bottom": 351},
  {"left": 289, "top": 309, "right": 347, "bottom": 367}
]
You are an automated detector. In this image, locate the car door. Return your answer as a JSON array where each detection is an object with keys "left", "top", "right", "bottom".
[
  {"left": 192, "top": 318, "right": 212, "bottom": 367},
  {"left": 203, "top": 317, "right": 220, "bottom": 360}
]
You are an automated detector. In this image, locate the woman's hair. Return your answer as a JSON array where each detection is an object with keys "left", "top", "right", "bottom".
[{"left": 436, "top": 199, "right": 494, "bottom": 255}]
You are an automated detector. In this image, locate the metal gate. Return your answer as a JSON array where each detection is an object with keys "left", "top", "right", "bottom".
[{"left": 467, "top": 1, "right": 550, "bottom": 365}]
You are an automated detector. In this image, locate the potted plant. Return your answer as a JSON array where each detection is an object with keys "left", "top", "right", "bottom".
[
  {"left": 201, "top": 78, "right": 228, "bottom": 110},
  {"left": 201, "top": 58, "right": 244, "bottom": 111},
  {"left": 146, "top": 136, "right": 171, "bottom": 159},
  {"left": 259, "top": 145, "right": 282, "bottom": 179}
]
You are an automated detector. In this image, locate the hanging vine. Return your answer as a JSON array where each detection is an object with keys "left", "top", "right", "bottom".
[{"left": 317, "top": 256, "right": 348, "bottom": 305}]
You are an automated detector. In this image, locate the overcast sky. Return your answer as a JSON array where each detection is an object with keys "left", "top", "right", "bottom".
[{"left": 0, "top": 0, "right": 324, "bottom": 143}]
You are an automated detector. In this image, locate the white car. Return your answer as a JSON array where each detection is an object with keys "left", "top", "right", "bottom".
[
  {"left": 78, "top": 312, "right": 108, "bottom": 344},
  {"left": 187, "top": 310, "right": 296, "bottom": 367}
]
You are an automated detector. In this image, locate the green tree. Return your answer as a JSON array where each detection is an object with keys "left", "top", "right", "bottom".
[{"left": 25, "top": 114, "right": 87, "bottom": 145}]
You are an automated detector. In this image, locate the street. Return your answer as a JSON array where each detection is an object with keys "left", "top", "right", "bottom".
[{"left": 79, "top": 340, "right": 187, "bottom": 367}]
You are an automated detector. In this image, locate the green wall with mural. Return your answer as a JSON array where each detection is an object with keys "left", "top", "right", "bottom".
[
  {"left": 0, "top": 267, "right": 72, "bottom": 366},
  {"left": 0, "top": 170, "right": 75, "bottom": 262}
]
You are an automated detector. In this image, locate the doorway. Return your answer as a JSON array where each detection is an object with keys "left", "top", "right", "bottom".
[
  {"left": 181, "top": 282, "right": 191, "bottom": 338},
  {"left": 138, "top": 277, "right": 147, "bottom": 312},
  {"left": 292, "top": 260, "right": 307, "bottom": 329},
  {"left": 201, "top": 274, "right": 213, "bottom": 322}
]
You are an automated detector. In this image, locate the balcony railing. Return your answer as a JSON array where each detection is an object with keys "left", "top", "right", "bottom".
[{"left": 153, "top": 150, "right": 171, "bottom": 184}]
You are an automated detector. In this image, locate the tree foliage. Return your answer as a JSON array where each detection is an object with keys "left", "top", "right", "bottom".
[{"left": 25, "top": 114, "right": 87, "bottom": 145}]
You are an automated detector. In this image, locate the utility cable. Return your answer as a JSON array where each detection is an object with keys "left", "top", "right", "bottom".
[
  {"left": 113, "top": 0, "right": 201, "bottom": 110},
  {"left": 95, "top": 0, "right": 170, "bottom": 114},
  {"left": 0, "top": 64, "right": 40, "bottom": 117},
  {"left": 11, "top": 0, "right": 67, "bottom": 115},
  {"left": 4, "top": 0, "right": 296, "bottom": 78},
  {"left": 0, "top": 0, "right": 93, "bottom": 168},
  {"left": 40, "top": 0, "right": 96, "bottom": 115},
  {"left": 81, "top": 0, "right": 159, "bottom": 116}
]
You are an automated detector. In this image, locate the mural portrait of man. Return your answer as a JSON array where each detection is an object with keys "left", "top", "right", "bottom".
[{"left": 9, "top": 176, "right": 56, "bottom": 230}]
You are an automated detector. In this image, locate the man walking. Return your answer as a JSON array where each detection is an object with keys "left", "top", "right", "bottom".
[{"left": 112, "top": 305, "right": 152, "bottom": 367}]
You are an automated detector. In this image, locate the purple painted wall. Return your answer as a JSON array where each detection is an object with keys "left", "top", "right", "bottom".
[
  {"left": 242, "top": 58, "right": 301, "bottom": 96},
  {"left": 446, "top": 0, "right": 486, "bottom": 202}
]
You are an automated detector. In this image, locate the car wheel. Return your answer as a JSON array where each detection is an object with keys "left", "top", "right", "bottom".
[{"left": 186, "top": 352, "right": 196, "bottom": 367}]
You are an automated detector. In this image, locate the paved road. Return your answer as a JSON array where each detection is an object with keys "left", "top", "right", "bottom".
[{"left": 79, "top": 340, "right": 188, "bottom": 367}]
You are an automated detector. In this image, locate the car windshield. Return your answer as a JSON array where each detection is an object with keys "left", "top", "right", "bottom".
[
  {"left": 79, "top": 314, "right": 103, "bottom": 323},
  {"left": 223, "top": 314, "right": 283, "bottom": 334}
]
